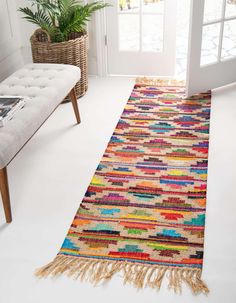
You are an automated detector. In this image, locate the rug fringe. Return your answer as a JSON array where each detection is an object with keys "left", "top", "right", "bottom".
[
  {"left": 135, "top": 77, "right": 186, "bottom": 87},
  {"left": 35, "top": 255, "right": 209, "bottom": 295}
]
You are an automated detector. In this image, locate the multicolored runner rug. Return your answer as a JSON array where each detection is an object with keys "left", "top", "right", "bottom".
[{"left": 37, "top": 79, "right": 210, "bottom": 294}]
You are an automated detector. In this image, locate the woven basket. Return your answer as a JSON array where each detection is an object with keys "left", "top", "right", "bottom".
[{"left": 30, "top": 29, "right": 88, "bottom": 100}]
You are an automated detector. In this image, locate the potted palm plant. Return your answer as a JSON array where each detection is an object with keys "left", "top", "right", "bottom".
[{"left": 19, "top": 0, "right": 109, "bottom": 99}]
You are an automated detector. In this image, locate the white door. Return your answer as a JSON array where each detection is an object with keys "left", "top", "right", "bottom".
[
  {"left": 106, "top": 0, "right": 177, "bottom": 76},
  {"left": 187, "top": 0, "right": 236, "bottom": 97}
]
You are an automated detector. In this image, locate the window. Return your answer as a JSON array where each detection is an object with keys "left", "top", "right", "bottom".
[{"left": 201, "top": 0, "right": 236, "bottom": 66}]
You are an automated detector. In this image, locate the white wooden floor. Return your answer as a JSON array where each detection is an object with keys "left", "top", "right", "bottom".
[{"left": 0, "top": 77, "right": 236, "bottom": 303}]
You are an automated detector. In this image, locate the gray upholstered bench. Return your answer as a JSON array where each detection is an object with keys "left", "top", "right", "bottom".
[{"left": 0, "top": 63, "right": 81, "bottom": 223}]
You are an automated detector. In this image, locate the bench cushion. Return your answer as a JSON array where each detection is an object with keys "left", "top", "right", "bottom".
[{"left": 0, "top": 63, "right": 81, "bottom": 169}]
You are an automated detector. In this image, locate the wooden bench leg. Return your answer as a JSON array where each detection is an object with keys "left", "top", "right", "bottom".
[
  {"left": 69, "top": 87, "right": 81, "bottom": 124},
  {"left": 0, "top": 167, "right": 12, "bottom": 223}
]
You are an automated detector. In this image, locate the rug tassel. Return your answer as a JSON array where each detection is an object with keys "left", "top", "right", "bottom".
[
  {"left": 35, "top": 255, "right": 209, "bottom": 295},
  {"left": 135, "top": 77, "right": 185, "bottom": 87}
]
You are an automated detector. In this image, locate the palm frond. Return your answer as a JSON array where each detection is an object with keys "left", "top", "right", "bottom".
[
  {"left": 60, "top": 1, "right": 109, "bottom": 34},
  {"left": 28, "top": 0, "right": 61, "bottom": 25},
  {"left": 58, "top": 0, "right": 77, "bottom": 15},
  {"left": 83, "top": 1, "right": 110, "bottom": 14},
  {"left": 60, "top": 8, "right": 89, "bottom": 37},
  {"left": 18, "top": 7, "right": 53, "bottom": 29}
]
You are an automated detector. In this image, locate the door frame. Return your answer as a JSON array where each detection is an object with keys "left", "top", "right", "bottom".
[{"left": 95, "top": 8, "right": 108, "bottom": 77}]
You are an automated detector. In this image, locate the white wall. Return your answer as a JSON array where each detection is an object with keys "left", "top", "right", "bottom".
[
  {"left": 0, "top": 0, "right": 25, "bottom": 80},
  {"left": 16, "top": 0, "right": 37, "bottom": 64}
]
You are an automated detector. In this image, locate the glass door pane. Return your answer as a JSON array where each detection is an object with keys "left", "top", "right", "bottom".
[
  {"left": 201, "top": 23, "right": 221, "bottom": 66},
  {"left": 119, "top": 14, "right": 140, "bottom": 50},
  {"left": 118, "top": 0, "right": 165, "bottom": 53},
  {"left": 203, "top": 0, "right": 224, "bottom": 22},
  {"left": 221, "top": 19, "right": 236, "bottom": 60},
  {"left": 142, "top": 15, "right": 163, "bottom": 52},
  {"left": 142, "top": 0, "right": 164, "bottom": 13},
  {"left": 225, "top": 0, "right": 236, "bottom": 18}
]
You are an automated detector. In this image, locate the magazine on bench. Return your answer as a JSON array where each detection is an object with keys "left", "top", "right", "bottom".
[{"left": 0, "top": 96, "right": 25, "bottom": 127}]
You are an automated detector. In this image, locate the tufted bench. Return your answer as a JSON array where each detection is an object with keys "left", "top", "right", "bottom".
[{"left": 0, "top": 63, "right": 81, "bottom": 223}]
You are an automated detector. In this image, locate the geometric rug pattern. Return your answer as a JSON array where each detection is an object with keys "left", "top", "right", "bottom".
[{"left": 37, "top": 81, "right": 211, "bottom": 294}]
